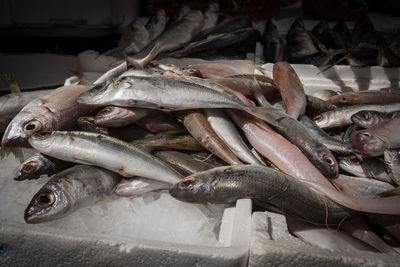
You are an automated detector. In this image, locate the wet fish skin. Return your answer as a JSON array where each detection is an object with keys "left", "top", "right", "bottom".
[
  {"left": 314, "top": 103, "right": 400, "bottom": 129},
  {"left": 299, "top": 115, "right": 353, "bottom": 154},
  {"left": 305, "top": 95, "right": 337, "bottom": 117},
  {"left": 311, "top": 89, "right": 338, "bottom": 101},
  {"left": 145, "top": 8, "right": 167, "bottom": 42},
  {"left": 95, "top": 106, "right": 149, "bottom": 128},
  {"left": 115, "top": 177, "right": 169, "bottom": 196},
  {"left": 351, "top": 110, "right": 396, "bottom": 128},
  {"left": 0, "top": 89, "right": 53, "bottom": 120},
  {"left": 327, "top": 91, "right": 400, "bottom": 107},
  {"left": 165, "top": 4, "right": 190, "bottom": 29},
  {"left": 77, "top": 116, "right": 109, "bottom": 135},
  {"left": 170, "top": 165, "right": 352, "bottom": 225},
  {"left": 339, "top": 155, "right": 393, "bottom": 184},
  {"left": 351, "top": 115, "right": 400, "bottom": 156},
  {"left": 343, "top": 124, "right": 363, "bottom": 144},
  {"left": 180, "top": 109, "right": 242, "bottom": 165},
  {"left": 14, "top": 153, "right": 74, "bottom": 181},
  {"left": 273, "top": 62, "right": 306, "bottom": 119},
  {"left": 384, "top": 149, "right": 400, "bottom": 186},
  {"left": 135, "top": 111, "right": 183, "bottom": 133},
  {"left": 24, "top": 165, "right": 121, "bottom": 224},
  {"left": 28, "top": 131, "right": 183, "bottom": 184},
  {"left": 2, "top": 85, "right": 94, "bottom": 147}
]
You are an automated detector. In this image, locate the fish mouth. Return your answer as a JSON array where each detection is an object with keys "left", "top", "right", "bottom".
[
  {"left": 24, "top": 206, "right": 44, "bottom": 224},
  {"left": 1, "top": 135, "right": 31, "bottom": 147}
]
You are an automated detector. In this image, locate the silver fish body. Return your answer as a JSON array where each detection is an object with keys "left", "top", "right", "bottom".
[
  {"left": 24, "top": 165, "right": 121, "bottom": 224},
  {"left": 28, "top": 131, "right": 182, "bottom": 184},
  {"left": 384, "top": 149, "right": 400, "bottom": 186}
]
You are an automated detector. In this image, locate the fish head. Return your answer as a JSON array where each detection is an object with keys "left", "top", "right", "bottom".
[
  {"left": 169, "top": 175, "right": 214, "bottom": 203},
  {"left": 28, "top": 131, "right": 58, "bottom": 153},
  {"left": 351, "top": 111, "right": 380, "bottom": 128},
  {"left": 24, "top": 184, "right": 69, "bottom": 224},
  {"left": 14, "top": 155, "right": 46, "bottom": 181},
  {"left": 2, "top": 109, "right": 53, "bottom": 147},
  {"left": 351, "top": 130, "right": 386, "bottom": 156},
  {"left": 313, "top": 145, "right": 339, "bottom": 179},
  {"left": 312, "top": 113, "right": 332, "bottom": 128},
  {"left": 338, "top": 155, "right": 362, "bottom": 174},
  {"left": 95, "top": 106, "right": 127, "bottom": 126}
]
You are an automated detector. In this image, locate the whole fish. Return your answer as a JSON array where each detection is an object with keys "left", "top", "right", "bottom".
[
  {"left": 170, "top": 165, "right": 352, "bottom": 225},
  {"left": 314, "top": 103, "right": 400, "bottom": 129},
  {"left": 0, "top": 89, "right": 53, "bottom": 119},
  {"left": 204, "top": 109, "right": 262, "bottom": 165},
  {"left": 299, "top": 115, "right": 353, "bottom": 154},
  {"left": 263, "top": 19, "right": 286, "bottom": 63},
  {"left": 327, "top": 91, "right": 400, "bottom": 107},
  {"left": 2, "top": 85, "right": 94, "bottom": 147},
  {"left": 339, "top": 155, "right": 393, "bottom": 184},
  {"left": 154, "top": 150, "right": 217, "bottom": 176},
  {"left": 95, "top": 106, "right": 150, "bottom": 127},
  {"left": 28, "top": 131, "right": 182, "bottom": 184},
  {"left": 77, "top": 75, "right": 338, "bottom": 178},
  {"left": 130, "top": 132, "right": 205, "bottom": 152},
  {"left": 384, "top": 149, "right": 400, "bottom": 186},
  {"left": 132, "top": 10, "right": 204, "bottom": 66},
  {"left": 145, "top": 8, "right": 167, "bottom": 42},
  {"left": 179, "top": 109, "right": 242, "bottom": 165},
  {"left": 77, "top": 116, "right": 109, "bottom": 135},
  {"left": 351, "top": 115, "right": 400, "bottom": 156},
  {"left": 24, "top": 165, "right": 121, "bottom": 224},
  {"left": 351, "top": 110, "right": 396, "bottom": 128},
  {"left": 14, "top": 153, "right": 74, "bottom": 181},
  {"left": 286, "top": 216, "right": 377, "bottom": 252},
  {"left": 192, "top": 7, "right": 252, "bottom": 42},
  {"left": 115, "top": 177, "right": 169, "bottom": 196},
  {"left": 273, "top": 62, "right": 306, "bottom": 119},
  {"left": 168, "top": 28, "right": 260, "bottom": 58}
]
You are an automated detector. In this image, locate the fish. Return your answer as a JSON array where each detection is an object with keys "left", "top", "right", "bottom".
[
  {"left": 351, "top": 110, "right": 396, "bottom": 128},
  {"left": 170, "top": 165, "right": 352, "bottom": 225},
  {"left": 311, "top": 89, "right": 338, "bottom": 101},
  {"left": 154, "top": 150, "right": 218, "bottom": 176},
  {"left": 342, "top": 124, "right": 363, "bottom": 144},
  {"left": 115, "top": 177, "right": 169, "bottom": 196},
  {"left": 108, "top": 124, "right": 150, "bottom": 142},
  {"left": 77, "top": 116, "right": 109, "bottom": 135},
  {"left": 299, "top": 115, "right": 353, "bottom": 154},
  {"left": 305, "top": 95, "right": 337, "bottom": 117},
  {"left": 164, "top": 4, "right": 190, "bottom": 29},
  {"left": 28, "top": 131, "right": 183, "bottom": 184},
  {"left": 262, "top": 19, "right": 285, "bottom": 63},
  {"left": 0, "top": 89, "right": 53, "bottom": 120},
  {"left": 192, "top": 6, "right": 252, "bottom": 42},
  {"left": 95, "top": 106, "right": 150, "bottom": 128},
  {"left": 167, "top": 28, "right": 260, "bottom": 58},
  {"left": 135, "top": 111, "right": 183, "bottom": 133},
  {"left": 204, "top": 109, "right": 263, "bottom": 165},
  {"left": 327, "top": 91, "right": 400, "bottom": 107},
  {"left": 77, "top": 75, "right": 338, "bottom": 179},
  {"left": 182, "top": 63, "right": 243, "bottom": 79},
  {"left": 2, "top": 85, "right": 94, "bottom": 147},
  {"left": 311, "top": 21, "right": 347, "bottom": 50},
  {"left": 339, "top": 155, "right": 393, "bottom": 184},
  {"left": 14, "top": 153, "right": 74, "bottom": 181},
  {"left": 24, "top": 165, "right": 121, "bottom": 224},
  {"left": 131, "top": 10, "right": 204, "bottom": 66},
  {"left": 130, "top": 132, "right": 205, "bottom": 152},
  {"left": 179, "top": 109, "right": 242, "bottom": 165},
  {"left": 286, "top": 216, "right": 377, "bottom": 252},
  {"left": 286, "top": 19, "right": 327, "bottom": 65},
  {"left": 202, "top": 1, "right": 219, "bottom": 30},
  {"left": 351, "top": 115, "right": 400, "bottom": 156},
  {"left": 145, "top": 8, "right": 167, "bottom": 42},
  {"left": 384, "top": 149, "right": 400, "bottom": 186},
  {"left": 313, "top": 103, "right": 400, "bottom": 129},
  {"left": 273, "top": 62, "right": 306, "bottom": 119}
]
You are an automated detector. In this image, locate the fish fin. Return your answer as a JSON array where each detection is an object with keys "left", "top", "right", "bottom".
[
  {"left": 4, "top": 73, "right": 21, "bottom": 93},
  {"left": 378, "top": 186, "right": 400, "bottom": 197},
  {"left": 0, "top": 147, "right": 25, "bottom": 163}
]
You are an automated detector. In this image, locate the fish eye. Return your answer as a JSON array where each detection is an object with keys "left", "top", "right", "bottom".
[
  {"left": 34, "top": 189, "right": 55, "bottom": 207},
  {"left": 323, "top": 156, "right": 335, "bottom": 166},
  {"left": 22, "top": 161, "right": 37, "bottom": 173},
  {"left": 361, "top": 132, "right": 372, "bottom": 138},
  {"left": 23, "top": 120, "right": 42, "bottom": 134},
  {"left": 361, "top": 112, "right": 370, "bottom": 120},
  {"left": 339, "top": 97, "right": 348, "bottom": 103},
  {"left": 98, "top": 107, "right": 112, "bottom": 114},
  {"left": 313, "top": 115, "right": 323, "bottom": 122},
  {"left": 34, "top": 131, "right": 51, "bottom": 139},
  {"left": 179, "top": 177, "right": 196, "bottom": 188},
  {"left": 348, "top": 155, "right": 360, "bottom": 165},
  {"left": 92, "top": 84, "right": 104, "bottom": 91}
]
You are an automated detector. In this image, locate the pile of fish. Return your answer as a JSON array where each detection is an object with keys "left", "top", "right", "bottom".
[
  {"left": 264, "top": 16, "right": 400, "bottom": 67},
  {"left": 1, "top": 3, "right": 400, "bottom": 256}
]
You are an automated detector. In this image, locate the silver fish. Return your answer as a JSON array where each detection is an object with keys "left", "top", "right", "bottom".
[
  {"left": 384, "top": 149, "right": 400, "bottom": 186},
  {"left": 24, "top": 165, "right": 121, "bottom": 224},
  {"left": 28, "top": 131, "right": 182, "bottom": 184}
]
